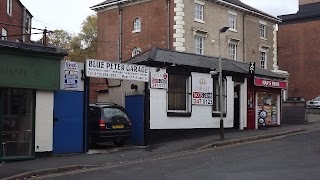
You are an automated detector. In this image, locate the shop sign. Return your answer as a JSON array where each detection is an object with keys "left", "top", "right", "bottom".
[
  {"left": 86, "top": 59, "right": 149, "bottom": 82},
  {"left": 151, "top": 72, "right": 168, "bottom": 89},
  {"left": 192, "top": 77, "right": 213, "bottom": 105},
  {"left": 60, "top": 61, "right": 84, "bottom": 91},
  {"left": 254, "top": 77, "right": 287, "bottom": 89}
]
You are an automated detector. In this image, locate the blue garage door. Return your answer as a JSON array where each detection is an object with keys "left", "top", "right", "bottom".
[
  {"left": 125, "top": 95, "right": 145, "bottom": 145},
  {"left": 53, "top": 91, "right": 84, "bottom": 154}
]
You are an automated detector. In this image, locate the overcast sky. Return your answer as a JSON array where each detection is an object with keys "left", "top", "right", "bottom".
[{"left": 20, "top": 0, "right": 299, "bottom": 40}]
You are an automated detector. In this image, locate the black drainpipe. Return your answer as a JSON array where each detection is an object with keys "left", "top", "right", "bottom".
[
  {"left": 118, "top": 4, "right": 123, "bottom": 62},
  {"left": 167, "top": 0, "right": 170, "bottom": 49}
]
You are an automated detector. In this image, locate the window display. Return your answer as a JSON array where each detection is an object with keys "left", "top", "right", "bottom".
[{"left": 257, "top": 92, "right": 278, "bottom": 126}]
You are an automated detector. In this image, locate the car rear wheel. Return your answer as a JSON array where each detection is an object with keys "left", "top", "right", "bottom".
[
  {"left": 89, "top": 136, "right": 98, "bottom": 149},
  {"left": 114, "top": 140, "right": 125, "bottom": 147}
]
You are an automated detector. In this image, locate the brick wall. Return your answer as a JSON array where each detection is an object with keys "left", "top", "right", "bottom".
[
  {"left": 278, "top": 20, "right": 320, "bottom": 100},
  {"left": 0, "top": 0, "right": 31, "bottom": 42},
  {"left": 96, "top": 0, "right": 172, "bottom": 62}
]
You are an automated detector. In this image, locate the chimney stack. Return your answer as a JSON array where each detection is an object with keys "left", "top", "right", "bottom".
[{"left": 299, "top": 0, "right": 320, "bottom": 5}]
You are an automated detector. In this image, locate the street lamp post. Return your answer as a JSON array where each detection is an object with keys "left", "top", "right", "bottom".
[{"left": 218, "top": 26, "right": 230, "bottom": 140}]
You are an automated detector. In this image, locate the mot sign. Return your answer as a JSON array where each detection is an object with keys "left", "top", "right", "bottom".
[
  {"left": 192, "top": 76, "right": 213, "bottom": 105},
  {"left": 86, "top": 59, "right": 149, "bottom": 82}
]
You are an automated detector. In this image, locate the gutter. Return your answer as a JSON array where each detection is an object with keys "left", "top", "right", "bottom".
[{"left": 214, "top": 0, "right": 282, "bottom": 23}]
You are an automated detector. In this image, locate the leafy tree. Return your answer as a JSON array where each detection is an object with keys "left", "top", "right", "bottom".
[{"left": 45, "top": 14, "right": 97, "bottom": 62}]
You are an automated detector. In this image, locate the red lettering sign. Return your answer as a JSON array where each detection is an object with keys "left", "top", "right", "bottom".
[{"left": 254, "top": 77, "right": 287, "bottom": 89}]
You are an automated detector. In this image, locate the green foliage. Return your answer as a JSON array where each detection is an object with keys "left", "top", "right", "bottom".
[{"left": 46, "top": 14, "right": 97, "bottom": 62}]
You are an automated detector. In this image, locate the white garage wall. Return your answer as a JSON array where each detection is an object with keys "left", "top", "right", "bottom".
[
  {"left": 150, "top": 68, "right": 234, "bottom": 129},
  {"left": 35, "top": 91, "right": 54, "bottom": 152}
]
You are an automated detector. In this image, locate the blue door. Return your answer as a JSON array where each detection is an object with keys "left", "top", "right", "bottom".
[
  {"left": 53, "top": 91, "right": 84, "bottom": 154},
  {"left": 125, "top": 95, "right": 145, "bottom": 145}
]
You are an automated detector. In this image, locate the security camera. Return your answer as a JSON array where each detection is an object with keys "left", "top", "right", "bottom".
[{"left": 210, "top": 69, "right": 219, "bottom": 75}]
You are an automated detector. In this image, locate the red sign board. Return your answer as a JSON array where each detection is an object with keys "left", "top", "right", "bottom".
[{"left": 254, "top": 77, "right": 287, "bottom": 89}]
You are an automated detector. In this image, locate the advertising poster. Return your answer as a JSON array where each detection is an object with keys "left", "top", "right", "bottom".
[
  {"left": 192, "top": 76, "right": 213, "bottom": 105},
  {"left": 257, "top": 92, "right": 278, "bottom": 126},
  {"left": 60, "top": 61, "right": 84, "bottom": 91},
  {"left": 151, "top": 72, "right": 168, "bottom": 89}
]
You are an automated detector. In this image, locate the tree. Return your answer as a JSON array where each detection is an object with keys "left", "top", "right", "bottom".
[
  {"left": 47, "top": 30, "right": 73, "bottom": 50},
  {"left": 45, "top": 14, "right": 97, "bottom": 62}
]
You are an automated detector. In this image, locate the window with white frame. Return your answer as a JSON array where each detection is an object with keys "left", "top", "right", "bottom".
[
  {"left": 7, "top": 0, "right": 12, "bottom": 16},
  {"left": 1, "top": 28, "right": 8, "bottom": 40},
  {"left": 228, "top": 14, "right": 237, "bottom": 30},
  {"left": 132, "top": 47, "right": 142, "bottom": 57},
  {"left": 212, "top": 78, "right": 227, "bottom": 114},
  {"left": 260, "top": 23, "right": 266, "bottom": 39},
  {"left": 229, "top": 43, "right": 237, "bottom": 60},
  {"left": 167, "top": 74, "right": 191, "bottom": 112},
  {"left": 195, "top": 35, "right": 204, "bottom": 55},
  {"left": 195, "top": 3, "right": 204, "bottom": 21},
  {"left": 260, "top": 51, "right": 267, "bottom": 69},
  {"left": 133, "top": 18, "right": 141, "bottom": 32},
  {"left": 25, "top": 15, "right": 31, "bottom": 33}
]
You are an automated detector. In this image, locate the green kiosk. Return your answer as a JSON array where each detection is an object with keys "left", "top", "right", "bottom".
[{"left": 0, "top": 40, "right": 67, "bottom": 161}]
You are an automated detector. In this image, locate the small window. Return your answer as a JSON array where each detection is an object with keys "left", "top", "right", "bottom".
[
  {"left": 133, "top": 18, "right": 141, "bottom": 32},
  {"left": 260, "top": 24, "right": 266, "bottom": 38},
  {"left": 25, "top": 15, "right": 31, "bottom": 33},
  {"left": 167, "top": 74, "right": 191, "bottom": 112},
  {"left": 1, "top": 28, "right": 8, "bottom": 40},
  {"left": 212, "top": 78, "right": 227, "bottom": 114},
  {"left": 132, "top": 47, "right": 142, "bottom": 57},
  {"left": 229, "top": 43, "right": 237, "bottom": 60},
  {"left": 260, "top": 51, "right": 267, "bottom": 69},
  {"left": 7, "top": 0, "right": 12, "bottom": 16},
  {"left": 195, "top": 3, "right": 204, "bottom": 21},
  {"left": 195, "top": 35, "right": 204, "bottom": 55},
  {"left": 228, "top": 14, "right": 237, "bottom": 30}
]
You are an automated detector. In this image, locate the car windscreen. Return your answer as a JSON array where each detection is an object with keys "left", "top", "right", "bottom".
[
  {"left": 314, "top": 97, "right": 320, "bottom": 101},
  {"left": 102, "top": 107, "right": 128, "bottom": 119}
]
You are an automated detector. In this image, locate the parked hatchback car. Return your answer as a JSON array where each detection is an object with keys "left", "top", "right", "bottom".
[
  {"left": 306, "top": 96, "right": 320, "bottom": 109},
  {"left": 88, "top": 103, "right": 131, "bottom": 148}
]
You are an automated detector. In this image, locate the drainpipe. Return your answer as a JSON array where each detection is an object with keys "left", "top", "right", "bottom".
[
  {"left": 243, "top": 14, "right": 246, "bottom": 63},
  {"left": 167, "top": 0, "right": 170, "bottom": 49},
  {"left": 118, "top": 5, "right": 123, "bottom": 63}
]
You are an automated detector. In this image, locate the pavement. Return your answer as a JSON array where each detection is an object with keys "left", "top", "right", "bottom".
[{"left": 1, "top": 122, "right": 319, "bottom": 180}]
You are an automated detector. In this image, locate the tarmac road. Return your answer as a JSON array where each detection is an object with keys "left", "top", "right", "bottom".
[{"left": 36, "top": 130, "right": 320, "bottom": 180}]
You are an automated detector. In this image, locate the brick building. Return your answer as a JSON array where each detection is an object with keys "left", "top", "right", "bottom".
[
  {"left": 90, "top": 0, "right": 287, "bottom": 102},
  {"left": 278, "top": 0, "right": 320, "bottom": 100},
  {"left": 0, "top": 0, "right": 32, "bottom": 42}
]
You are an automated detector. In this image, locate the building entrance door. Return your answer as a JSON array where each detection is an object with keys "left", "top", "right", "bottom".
[{"left": 0, "top": 88, "right": 34, "bottom": 160}]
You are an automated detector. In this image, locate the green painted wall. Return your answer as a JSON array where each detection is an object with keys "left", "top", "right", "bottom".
[{"left": 0, "top": 53, "right": 60, "bottom": 90}]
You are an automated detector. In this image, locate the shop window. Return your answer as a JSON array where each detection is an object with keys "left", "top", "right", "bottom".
[
  {"left": 212, "top": 77, "right": 227, "bottom": 116},
  {"left": 1, "top": 88, "right": 34, "bottom": 158},
  {"left": 167, "top": 74, "right": 191, "bottom": 115},
  {"left": 257, "top": 92, "right": 278, "bottom": 126}
]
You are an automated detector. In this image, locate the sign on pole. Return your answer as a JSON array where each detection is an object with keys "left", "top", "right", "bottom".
[
  {"left": 249, "top": 62, "right": 255, "bottom": 74},
  {"left": 85, "top": 59, "right": 149, "bottom": 82}
]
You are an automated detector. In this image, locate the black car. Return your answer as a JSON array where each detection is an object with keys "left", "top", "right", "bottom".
[{"left": 88, "top": 103, "right": 131, "bottom": 148}]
